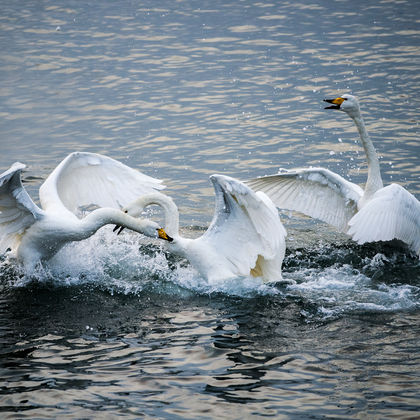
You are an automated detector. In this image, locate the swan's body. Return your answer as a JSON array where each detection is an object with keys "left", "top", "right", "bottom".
[
  {"left": 247, "top": 94, "right": 420, "bottom": 255},
  {"left": 123, "top": 175, "right": 287, "bottom": 283},
  {"left": 0, "top": 152, "right": 167, "bottom": 271}
]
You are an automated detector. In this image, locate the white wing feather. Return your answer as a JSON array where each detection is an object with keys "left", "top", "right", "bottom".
[
  {"left": 246, "top": 167, "right": 363, "bottom": 232},
  {"left": 201, "top": 174, "right": 286, "bottom": 281},
  {"left": 39, "top": 152, "right": 165, "bottom": 216},
  {"left": 348, "top": 184, "right": 420, "bottom": 255},
  {"left": 0, "top": 163, "right": 43, "bottom": 254}
]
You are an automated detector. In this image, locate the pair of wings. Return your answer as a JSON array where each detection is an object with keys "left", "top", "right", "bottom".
[
  {"left": 247, "top": 167, "right": 420, "bottom": 255},
  {"left": 199, "top": 174, "right": 286, "bottom": 281},
  {"left": 0, "top": 152, "right": 164, "bottom": 254}
]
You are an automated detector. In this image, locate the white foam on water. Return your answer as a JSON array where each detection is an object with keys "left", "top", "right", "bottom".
[
  {"left": 1, "top": 228, "right": 280, "bottom": 298},
  {"left": 286, "top": 261, "right": 420, "bottom": 320},
  {"left": 1, "top": 229, "right": 418, "bottom": 314}
]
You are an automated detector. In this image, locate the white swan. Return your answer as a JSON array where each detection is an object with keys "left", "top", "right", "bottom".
[
  {"left": 247, "top": 94, "right": 420, "bottom": 255},
  {"left": 0, "top": 152, "right": 170, "bottom": 271},
  {"left": 119, "top": 174, "right": 287, "bottom": 283}
]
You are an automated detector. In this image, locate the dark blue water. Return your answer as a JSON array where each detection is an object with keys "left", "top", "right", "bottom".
[{"left": 1, "top": 0, "right": 419, "bottom": 418}]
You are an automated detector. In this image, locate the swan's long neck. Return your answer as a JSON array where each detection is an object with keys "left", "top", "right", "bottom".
[
  {"left": 135, "top": 193, "right": 180, "bottom": 238},
  {"left": 132, "top": 193, "right": 197, "bottom": 260},
  {"left": 80, "top": 208, "right": 152, "bottom": 239},
  {"left": 351, "top": 112, "right": 383, "bottom": 201}
]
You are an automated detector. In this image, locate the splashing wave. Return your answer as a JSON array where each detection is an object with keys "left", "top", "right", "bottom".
[{"left": 0, "top": 229, "right": 418, "bottom": 319}]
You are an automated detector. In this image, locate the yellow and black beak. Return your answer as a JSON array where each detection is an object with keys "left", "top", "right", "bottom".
[
  {"left": 158, "top": 228, "right": 173, "bottom": 242},
  {"left": 324, "top": 97, "right": 346, "bottom": 110}
]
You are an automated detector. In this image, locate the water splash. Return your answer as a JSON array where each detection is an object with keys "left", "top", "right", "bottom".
[
  {"left": 0, "top": 228, "right": 280, "bottom": 298},
  {"left": 284, "top": 245, "right": 420, "bottom": 321},
  {"left": 0, "top": 229, "right": 418, "bottom": 319}
]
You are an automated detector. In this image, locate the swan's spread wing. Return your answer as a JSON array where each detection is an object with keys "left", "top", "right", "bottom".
[
  {"left": 40, "top": 152, "right": 165, "bottom": 216},
  {"left": 0, "top": 163, "right": 42, "bottom": 253},
  {"left": 348, "top": 184, "right": 420, "bottom": 255},
  {"left": 201, "top": 174, "right": 286, "bottom": 281},
  {"left": 247, "top": 167, "right": 363, "bottom": 232}
]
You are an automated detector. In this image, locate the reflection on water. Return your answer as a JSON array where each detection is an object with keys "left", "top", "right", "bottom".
[
  {"left": 0, "top": 0, "right": 419, "bottom": 418},
  {"left": 1, "top": 280, "right": 419, "bottom": 419}
]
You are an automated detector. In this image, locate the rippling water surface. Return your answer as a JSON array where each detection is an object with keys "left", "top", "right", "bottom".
[{"left": 1, "top": 0, "right": 419, "bottom": 418}]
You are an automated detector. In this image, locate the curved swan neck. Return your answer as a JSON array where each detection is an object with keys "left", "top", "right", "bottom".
[
  {"left": 350, "top": 111, "right": 384, "bottom": 199},
  {"left": 81, "top": 208, "right": 150, "bottom": 237},
  {"left": 137, "top": 193, "right": 180, "bottom": 237}
]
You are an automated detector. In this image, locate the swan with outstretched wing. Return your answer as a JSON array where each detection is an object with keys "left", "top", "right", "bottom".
[
  {"left": 0, "top": 152, "right": 170, "bottom": 271},
  {"left": 247, "top": 94, "right": 420, "bottom": 255},
  {"left": 119, "top": 174, "right": 286, "bottom": 283}
]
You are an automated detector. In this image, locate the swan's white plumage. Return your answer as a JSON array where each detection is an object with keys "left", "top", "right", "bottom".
[
  {"left": 348, "top": 184, "right": 420, "bottom": 254},
  {"left": 40, "top": 151, "right": 164, "bottom": 216},
  {"left": 126, "top": 174, "right": 286, "bottom": 283},
  {"left": 0, "top": 152, "right": 165, "bottom": 270},
  {"left": 247, "top": 167, "right": 363, "bottom": 232},
  {"left": 201, "top": 175, "right": 286, "bottom": 280},
  {"left": 247, "top": 94, "right": 420, "bottom": 255}
]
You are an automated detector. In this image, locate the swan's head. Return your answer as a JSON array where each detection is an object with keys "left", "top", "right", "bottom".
[
  {"left": 139, "top": 219, "right": 172, "bottom": 241},
  {"left": 113, "top": 211, "right": 173, "bottom": 242},
  {"left": 324, "top": 94, "right": 360, "bottom": 117}
]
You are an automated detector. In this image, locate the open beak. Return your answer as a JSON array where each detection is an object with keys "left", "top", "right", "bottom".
[
  {"left": 158, "top": 228, "right": 173, "bottom": 242},
  {"left": 324, "top": 97, "right": 346, "bottom": 110},
  {"left": 113, "top": 225, "right": 125, "bottom": 235},
  {"left": 113, "top": 209, "right": 129, "bottom": 235}
]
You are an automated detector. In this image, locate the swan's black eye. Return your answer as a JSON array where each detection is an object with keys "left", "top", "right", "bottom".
[{"left": 124, "top": 210, "right": 128, "bottom": 213}]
